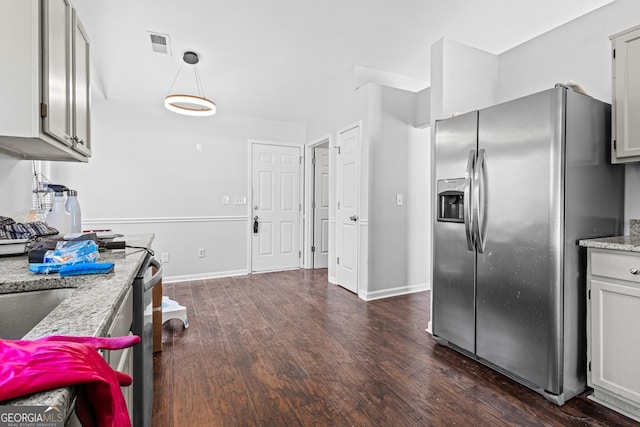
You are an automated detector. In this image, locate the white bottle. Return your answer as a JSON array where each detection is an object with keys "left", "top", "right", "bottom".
[
  {"left": 46, "top": 192, "right": 71, "bottom": 236},
  {"left": 65, "top": 190, "right": 82, "bottom": 233}
]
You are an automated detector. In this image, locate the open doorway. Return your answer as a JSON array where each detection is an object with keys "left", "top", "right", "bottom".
[{"left": 304, "top": 136, "right": 331, "bottom": 269}]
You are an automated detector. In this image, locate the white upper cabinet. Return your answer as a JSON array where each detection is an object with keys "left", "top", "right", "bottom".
[
  {"left": 610, "top": 25, "right": 640, "bottom": 163},
  {"left": 41, "top": 0, "right": 72, "bottom": 147},
  {"left": 72, "top": 8, "right": 91, "bottom": 156},
  {"left": 0, "top": 0, "right": 91, "bottom": 161}
]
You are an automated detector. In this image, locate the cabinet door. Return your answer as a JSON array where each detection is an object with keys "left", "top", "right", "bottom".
[
  {"left": 72, "top": 9, "right": 91, "bottom": 156},
  {"left": 42, "top": 0, "right": 73, "bottom": 147},
  {"left": 118, "top": 345, "right": 134, "bottom": 422},
  {"left": 590, "top": 278, "right": 640, "bottom": 404},
  {"left": 612, "top": 28, "right": 640, "bottom": 163}
]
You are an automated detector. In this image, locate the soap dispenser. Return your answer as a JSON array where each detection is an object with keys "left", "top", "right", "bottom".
[{"left": 46, "top": 192, "right": 71, "bottom": 236}]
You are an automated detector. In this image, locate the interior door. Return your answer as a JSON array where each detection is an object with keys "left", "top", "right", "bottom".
[
  {"left": 251, "top": 143, "right": 301, "bottom": 272},
  {"left": 336, "top": 125, "right": 360, "bottom": 293},
  {"left": 313, "top": 146, "right": 329, "bottom": 269}
]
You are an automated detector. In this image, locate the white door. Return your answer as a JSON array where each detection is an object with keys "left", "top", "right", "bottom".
[
  {"left": 251, "top": 143, "right": 301, "bottom": 272},
  {"left": 313, "top": 146, "right": 329, "bottom": 268},
  {"left": 336, "top": 125, "right": 360, "bottom": 293}
]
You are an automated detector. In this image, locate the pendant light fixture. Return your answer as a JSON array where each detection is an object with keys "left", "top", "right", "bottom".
[{"left": 165, "top": 51, "right": 216, "bottom": 116}]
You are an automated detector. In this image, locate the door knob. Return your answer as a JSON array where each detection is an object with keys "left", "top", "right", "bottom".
[
  {"left": 349, "top": 215, "right": 358, "bottom": 222},
  {"left": 630, "top": 268, "right": 639, "bottom": 275}
]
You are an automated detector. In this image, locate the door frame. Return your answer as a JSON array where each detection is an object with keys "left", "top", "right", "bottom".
[
  {"left": 247, "top": 139, "right": 304, "bottom": 273},
  {"left": 303, "top": 134, "right": 332, "bottom": 269}
]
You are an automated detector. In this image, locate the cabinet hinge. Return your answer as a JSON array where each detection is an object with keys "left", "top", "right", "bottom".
[
  {"left": 312, "top": 201, "right": 316, "bottom": 209},
  {"left": 337, "top": 201, "right": 340, "bottom": 210},
  {"left": 588, "top": 289, "right": 591, "bottom": 300},
  {"left": 40, "top": 103, "right": 48, "bottom": 118},
  {"left": 312, "top": 156, "right": 316, "bottom": 165},
  {"left": 300, "top": 156, "right": 303, "bottom": 164},
  {"left": 336, "top": 146, "right": 341, "bottom": 155},
  {"left": 298, "top": 250, "right": 301, "bottom": 258},
  {"left": 588, "top": 361, "right": 591, "bottom": 372},
  {"left": 337, "top": 257, "right": 340, "bottom": 265},
  {"left": 613, "top": 139, "right": 617, "bottom": 150},
  {"left": 613, "top": 49, "right": 616, "bottom": 59},
  {"left": 311, "top": 246, "right": 316, "bottom": 253}
]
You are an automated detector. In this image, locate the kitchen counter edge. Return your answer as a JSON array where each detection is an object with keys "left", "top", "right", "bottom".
[{"left": 578, "top": 235, "right": 640, "bottom": 252}]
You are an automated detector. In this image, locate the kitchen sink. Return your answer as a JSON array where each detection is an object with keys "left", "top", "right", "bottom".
[{"left": 0, "top": 288, "right": 75, "bottom": 339}]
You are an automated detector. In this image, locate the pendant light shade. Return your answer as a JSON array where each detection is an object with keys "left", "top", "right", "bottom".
[{"left": 165, "top": 51, "right": 216, "bottom": 116}]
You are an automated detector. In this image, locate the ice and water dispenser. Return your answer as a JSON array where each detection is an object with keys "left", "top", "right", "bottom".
[{"left": 437, "top": 178, "right": 465, "bottom": 223}]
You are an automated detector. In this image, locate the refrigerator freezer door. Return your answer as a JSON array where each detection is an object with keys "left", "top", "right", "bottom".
[
  {"left": 433, "top": 111, "right": 478, "bottom": 353},
  {"left": 475, "top": 88, "right": 564, "bottom": 394}
]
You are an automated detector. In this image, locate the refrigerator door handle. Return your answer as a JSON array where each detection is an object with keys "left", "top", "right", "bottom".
[
  {"left": 464, "top": 149, "right": 476, "bottom": 251},
  {"left": 473, "top": 148, "right": 486, "bottom": 253}
]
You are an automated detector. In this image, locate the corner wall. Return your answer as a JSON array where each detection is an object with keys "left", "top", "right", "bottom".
[
  {"left": 306, "top": 72, "right": 431, "bottom": 299},
  {"left": 367, "top": 85, "right": 430, "bottom": 298}
]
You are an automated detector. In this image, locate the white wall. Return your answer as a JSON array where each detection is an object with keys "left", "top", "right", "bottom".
[
  {"left": 367, "top": 85, "right": 430, "bottom": 296},
  {"left": 0, "top": 153, "right": 32, "bottom": 219},
  {"left": 49, "top": 98, "right": 305, "bottom": 281},
  {"left": 430, "top": 38, "right": 499, "bottom": 121},
  {"left": 497, "top": 0, "right": 640, "bottom": 233}
]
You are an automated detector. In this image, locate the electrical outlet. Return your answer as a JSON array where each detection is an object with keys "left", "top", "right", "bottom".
[
  {"left": 234, "top": 195, "right": 247, "bottom": 205},
  {"left": 161, "top": 252, "right": 170, "bottom": 263},
  {"left": 198, "top": 248, "right": 205, "bottom": 258},
  {"left": 223, "top": 195, "right": 230, "bottom": 205}
]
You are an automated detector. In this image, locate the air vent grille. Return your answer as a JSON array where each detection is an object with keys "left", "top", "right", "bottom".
[{"left": 148, "top": 31, "right": 171, "bottom": 55}]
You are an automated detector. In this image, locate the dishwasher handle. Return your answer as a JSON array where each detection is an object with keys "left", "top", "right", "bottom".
[{"left": 143, "top": 258, "right": 163, "bottom": 292}]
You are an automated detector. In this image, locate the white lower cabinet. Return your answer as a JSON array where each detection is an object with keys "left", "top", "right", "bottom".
[
  {"left": 105, "top": 287, "right": 134, "bottom": 422},
  {"left": 66, "top": 287, "right": 133, "bottom": 426},
  {"left": 587, "top": 249, "right": 640, "bottom": 422}
]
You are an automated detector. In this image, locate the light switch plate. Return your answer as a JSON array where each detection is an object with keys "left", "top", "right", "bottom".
[{"left": 396, "top": 194, "right": 404, "bottom": 206}]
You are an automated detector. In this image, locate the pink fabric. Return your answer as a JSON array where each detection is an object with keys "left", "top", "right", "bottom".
[{"left": 0, "top": 335, "right": 140, "bottom": 427}]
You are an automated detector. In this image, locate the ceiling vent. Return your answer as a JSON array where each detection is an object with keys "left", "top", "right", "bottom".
[{"left": 148, "top": 31, "right": 171, "bottom": 55}]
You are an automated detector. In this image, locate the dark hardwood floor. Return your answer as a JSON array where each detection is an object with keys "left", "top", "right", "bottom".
[{"left": 152, "top": 269, "right": 636, "bottom": 426}]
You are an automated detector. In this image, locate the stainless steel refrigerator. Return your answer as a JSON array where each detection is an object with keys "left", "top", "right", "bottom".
[{"left": 432, "top": 84, "right": 624, "bottom": 405}]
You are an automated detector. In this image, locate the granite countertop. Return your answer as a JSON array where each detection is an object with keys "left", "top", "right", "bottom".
[
  {"left": 579, "top": 235, "right": 640, "bottom": 252},
  {"left": 0, "top": 233, "right": 154, "bottom": 411},
  {"left": 578, "top": 219, "right": 640, "bottom": 252}
]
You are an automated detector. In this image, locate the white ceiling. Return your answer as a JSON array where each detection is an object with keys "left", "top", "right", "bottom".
[{"left": 72, "top": 0, "right": 614, "bottom": 124}]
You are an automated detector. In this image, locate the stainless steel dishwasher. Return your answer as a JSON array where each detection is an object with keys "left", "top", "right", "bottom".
[{"left": 132, "top": 252, "right": 162, "bottom": 427}]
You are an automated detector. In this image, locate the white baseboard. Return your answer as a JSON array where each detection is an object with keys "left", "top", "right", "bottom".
[
  {"left": 163, "top": 269, "right": 249, "bottom": 284},
  {"left": 358, "top": 282, "right": 430, "bottom": 301}
]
